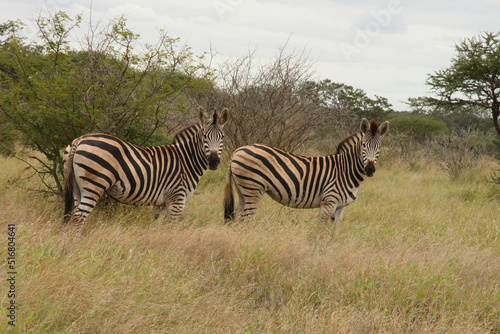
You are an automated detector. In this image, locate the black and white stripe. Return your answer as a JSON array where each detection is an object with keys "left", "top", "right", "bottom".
[
  {"left": 63, "top": 107, "right": 228, "bottom": 234},
  {"left": 224, "top": 118, "right": 388, "bottom": 227}
]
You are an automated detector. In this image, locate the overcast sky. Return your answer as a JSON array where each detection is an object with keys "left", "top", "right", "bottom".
[{"left": 1, "top": 0, "right": 499, "bottom": 111}]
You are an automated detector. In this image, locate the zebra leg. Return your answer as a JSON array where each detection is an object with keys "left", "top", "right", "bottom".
[
  {"left": 69, "top": 186, "right": 105, "bottom": 236},
  {"left": 166, "top": 201, "right": 186, "bottom": 221},
  {"left": 156, "top": 192, "right": 187, "bottom": 221},
  {"left": 331, "top": 207, "right": 345, "bottom": 229},
  {"left": 318, "top": 201, "right": 337, "bottom": 223},
  {"left": 71, "top": 205, "right": 91, "bottom": 237},
  {"left": 72, "top": 183, "right": 82, "bottom": 214},
  {"left": 232, "top": 178, "right": 247, "bottom": 220},
  {"left": 229, "top": 174, "right": 262, "bottom": 221},
  {"left": 239, "top": 188, "right": 264, "bottom": 221}
]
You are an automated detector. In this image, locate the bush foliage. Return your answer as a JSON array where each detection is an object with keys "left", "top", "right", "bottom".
[
  {"left": 0, "top": 12, "right": 211, "bottom": 194},
  {"left": 389, "top": 115, "right": 449, "bottom": 141}
]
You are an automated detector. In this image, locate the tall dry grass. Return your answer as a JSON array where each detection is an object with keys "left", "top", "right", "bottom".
[{"left": 0, "top": 154, "right": 499, "bottom": 333}]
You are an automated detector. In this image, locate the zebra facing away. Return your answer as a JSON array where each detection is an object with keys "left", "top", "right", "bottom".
[
  {"left": 224, "top": 118, "right": 389, "bottom": 227},
  {"left": 63, "top": 106, "right": 228, "bottom": 235}
]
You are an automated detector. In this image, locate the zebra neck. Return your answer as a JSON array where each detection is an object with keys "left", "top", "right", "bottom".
[
  {"left": 337, "top": 134, "right": 365, "bottom": 189},
  {"left": 177, "top": 130, "right": 209, "bottom": 189}
]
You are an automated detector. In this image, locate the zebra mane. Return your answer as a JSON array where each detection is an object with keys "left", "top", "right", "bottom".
[
  {"left": 173, "top": 122, "right": 203, "bottom": 145},
  {"left": 335, "top": 131, "right": 363, "bottom": 155}
]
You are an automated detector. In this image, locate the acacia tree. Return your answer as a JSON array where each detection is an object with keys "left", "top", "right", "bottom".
[
  {"left": 427, "top": 32, "right": 500, "bottom": 137},
  {"left": 0, "top": 11, "right": 210, "bottom": 194}
]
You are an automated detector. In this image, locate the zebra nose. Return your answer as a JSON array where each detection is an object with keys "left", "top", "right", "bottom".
[
  {"left": 365, "top": 160, "right": 376, "bottom": 177},
  {"left": 208, "top": 151, "right": 220, "bottom": 170}
]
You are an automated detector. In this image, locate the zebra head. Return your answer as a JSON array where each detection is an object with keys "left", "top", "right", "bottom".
[
  {"left": 360, "top": 118, "right": 389, "bottom": 177},
  {"left": 199, "top": 106, "right": 229, "bottom": 170}
]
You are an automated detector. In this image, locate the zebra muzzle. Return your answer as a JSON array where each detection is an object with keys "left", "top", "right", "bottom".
[
  {"left": 365, "top": 160, "right": 376, "bottom": 177},
  {"left": 208, "top": 151, "right": 220, "bottom": 170}
]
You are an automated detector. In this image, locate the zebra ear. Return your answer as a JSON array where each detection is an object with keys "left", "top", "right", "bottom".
[
  {"left": 199, "top": 106, "right": 207, "bottom": 123},
  {"left": 219, "top": 108, "right": 229, "bottom": 126},
  {"left": 379, "top": 121, "right": 389, "bottom": 136},
  {"left": 360, "top": 118, "right": 370, "bottom": 134}
]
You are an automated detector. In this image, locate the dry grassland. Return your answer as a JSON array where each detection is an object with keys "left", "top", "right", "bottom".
[{"left": 0, "top": 155, "right": 499, "bottom": 333}]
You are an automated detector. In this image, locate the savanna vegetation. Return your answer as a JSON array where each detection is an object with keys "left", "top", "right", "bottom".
[
  {"left": 0, "top": 151, "right": 499, "bottom": 333},
  {"left": 0, "top": 9, "right": 499, "bottom": 334}
]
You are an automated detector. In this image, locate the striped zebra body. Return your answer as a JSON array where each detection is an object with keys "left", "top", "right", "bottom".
[
  {"left": 63, "top": 107, "right": 228, "bottom": 235},
  {"left": 224, "top": 118, "right": 388, "bottom": 227}
]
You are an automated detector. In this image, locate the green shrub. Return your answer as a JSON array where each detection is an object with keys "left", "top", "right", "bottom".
[{"left": 390, "top": 115, "right": 448, "bottom": 141}]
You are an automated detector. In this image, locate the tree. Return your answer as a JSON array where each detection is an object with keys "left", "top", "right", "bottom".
[
  {"left": 201, "top": 46, "right": 328, "bottom": 153},
  {"left": 303, "top": 79, "right": 393, "bottom": 138},
  {"left": 0, "top": 11, "right": 210, "bottom": 195},
  {"left": 427, "top": 32, "right": 500, "bottom": 137},
  {"left": 304, "top": 79, "right": 393, "bottom": 119}
]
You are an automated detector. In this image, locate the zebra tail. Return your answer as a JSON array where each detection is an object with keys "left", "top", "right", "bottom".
[
  {"left": 63, "top": 165, "right": 74, "bottom": 223},
  {"left": 223, "top": 164, "right": 235, "bottom": 221},
  {"left": 63, "top": 142, "right": 78, "bottom": 223}
]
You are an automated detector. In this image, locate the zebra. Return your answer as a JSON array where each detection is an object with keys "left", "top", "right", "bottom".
[
  {"left": 223, "top": 118, "right": 388, "bottom": 227},
  {"left": 63, "top": 106, "right": 228, "bottom": 235}
]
